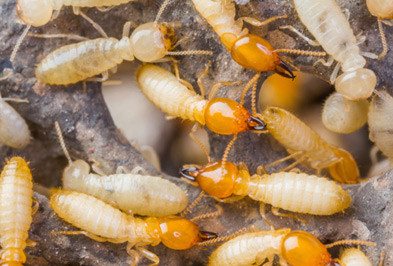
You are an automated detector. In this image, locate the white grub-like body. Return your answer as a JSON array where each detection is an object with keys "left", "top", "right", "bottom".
[
  {"left": 63, "top": 172, "right": 188, "bottom": 217},
  {"left": 247, "top": 172, "right": 351, "bottom": 215},
  {"left": 340, "top": 248, "right": 373, "bottom": 266},
  {"left": 322, "top": 92, "right": 369, "bottom": 134},
  {"left": 137, "top": 64, "right": 207, "bottom": 124},
  {"left": 191, "top": 0, "right": 248, "bottom": 41},
  {"left": 366, "top": 0, "right": 393, "bottom": 19},
  {"left": 293, "top": 0, "right": 376, "bottom": 100},
  {"left": 208, "top": 230, "right": 287, "bottom": 266},
  {"left": 36, "top": 37, "right": 133, "bottom": 85},
  {"left": 0, "top": 157, "right": 33, "bottom": 265},
  {"left": 50, "top": 190, "right": 154, "bottom": 245},
  {"left": 0, "top": 99, "right": 31, "bottom": 149},
  {"left": 368, "top": 91, "right": 393, "bottom": 162}
]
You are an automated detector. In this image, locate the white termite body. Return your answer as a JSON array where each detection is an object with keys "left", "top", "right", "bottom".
[
  {"left": 0, "top": 99, "right": 30, "bottom": 149},
  {"left": 293, "top": 0, "right": 377, "bottom": 100},
  {"left": 340, "top": 248, "right": 373, "bottom": 266}
]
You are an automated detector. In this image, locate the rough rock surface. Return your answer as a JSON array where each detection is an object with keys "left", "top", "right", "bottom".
[{"left": 0, "top": 0, "right": 392, "bottom": 265}]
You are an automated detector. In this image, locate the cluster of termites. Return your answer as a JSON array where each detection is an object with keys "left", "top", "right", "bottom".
[{"left": 0, "top": 0, "right": 391, "bottom": 265}]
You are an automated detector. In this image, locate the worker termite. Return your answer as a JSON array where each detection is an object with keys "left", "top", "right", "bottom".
[
  {"left": 340, "top": 248, "right": 373, "bottom": 266},
  {"left": 287, "top": 0, "right": 377, "bottom": 100},
  {"left": 0, "top": 96, "right": 31, "bottom": 149},
  {"left": 0, "top": 157, "right": 34, "bottom": 265},
  {"left": 136, "top": 64, "right": 266, "bottom": 135},
  {"left": 368, "top": 90, "right": 393, "bottom": 163},
  {"left": 366, "top": 0, "right": 393, "bottom": 59},
  {"left": 35, "top": 0, "right": 211, "bottom": 85},
  {"left": 50, "top": 190, "right": 217, "bottom": 265},
  {"left": 322, "top": 92, "right": 369, "bottom": 134},
  {"left": 208, "top": 229, "right": 375, "bottom": 266},
  {"left": 54, "top": 121, "right": 188, "bottom": 217}
]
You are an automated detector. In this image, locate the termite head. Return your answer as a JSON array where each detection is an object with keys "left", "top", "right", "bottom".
[
  {"left": 204, "top": 97, "right": 266, "bottom": 135},
  {"left": 0, "top": 247, "right": 26, "bottom": 265},
  {"left": 335, "top": 68, "right": 377, "bottom": 100},
  {"left": 130, "top": 22, "right": 176, "bottom": 62},
  {"left": 221, "top": 33, "right": 295, "bottom": 79},
  {"left": 16, "top": 0, "right": 53, "bottom": 27},
  {"left": 327, "top": 147, "right": 360, "bottom": 184},
  {"left": 366, "top": 0, "right": 393, "bottom": 19},
  {"left": 147, "top": 217, "right": 217, "bottom": 250},
  {"left": 281, "top": 231, "right": 333, "bottom": 266},
  {"left": 63, "top": 159, "right": 90, "bottom": 182}
]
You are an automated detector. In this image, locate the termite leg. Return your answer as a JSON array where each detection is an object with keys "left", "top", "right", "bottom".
[
  {"left": 72, "top": 7, "right": 108, "bottom": 38},
  {"left": 256, "top": 165, "right": 268, "bottom": 175},
  {"left": 129, "top": 166, "right": 146, "bottom": 175},
  {"left": 32, "top": 198, "right": 40, "bottom": 215},
  {"left": 91, "top": 160, "right": 109, "bottom": 176},
  {"left": 279, "top": 25, "right": 321, "bottom": 46},
  {"left": 139, "top": 145, "right": 161, "bottom": 171},
  {"left": 122, "top": 21, "right": 136, "bottom": 38},
  {"left": 265, "top": 151, "right": 304, "bottom": 169},
  {"left": 289, "top": 167, "right": 302, "bottom": 173},
  {"left": 330, "top": 62, "right": 341, "bottom": 84},
  {"left": 190, "top": 205, "right": 223, "bottom": 222},
  {"left": 189, "top": 124, "right": 211, "bottom": 163},
  {"left": 172, "top": 36, "right": 191, "bottom": 49},
  {"left": 26, "top": 239, "right": 37, "bottom": 247},
  {"left": 325, "top": 239, "right": 376, "bottom": 249},
  {"left": 313, "top": 56, "right": 335, "bottom": 67},
  {"left": 86, "top": 70, "right": 109, "bottom": 83},
  {"left": 259, "top": 203, "right": 275, "bottom": 230},
  {"left": 1, "top": 97, "right": 29, "bottom": 103},
  {"left": 180, "top": 191, "right": 206, "bottom": 217},
  {"left": 126, "top": 244, "right": 140, "bottom": 266},
  {"left": 208, "top": 80, "right": 242, "bottom": 100},
  {"left": 370, "top": 145, "right": 381, "bottom": 165},
  {"left": 278, "top": 155, "right": 306, "bottom": 172},
  {"left": 96, "top": 6, "right": 114, "bottom": 12},
  {"left": 51, "top": 9, "right": 61, "bottom": 20},
  {"left": 377, "top": 19, "right": 388, "bottom": 59},
  {"left": 379, "top": 251, "right": 385, "bottom": 266},
  {"left": 135, "top": 247, "right": 159, "bottom": 266},
  {"left": 115, "top": 166, "right": 130, "bottom": 174},
  {"left": 197, "top": 62, "right": 211, "bottom": 98},
  {"left": 169, "top": 57, "right": 195, "bottom": 92},
  {"left": 240, "top": 15, "right": 287, "bottom": 27},
  {"left": 382, "top": 20, "right": 393, "bottom": 26},
  {"left": 271, "top": 207, "right": 307, "bottom": 224},
  {"left": 53, "top": 230, "right": 117, "bottom": 243}
]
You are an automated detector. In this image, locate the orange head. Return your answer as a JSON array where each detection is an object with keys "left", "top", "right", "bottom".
[
  {"left": 221, "top": 33, "right": 295, "bottom": 79},
  {"left": 281, "top": 231, "right": 336, "bottom": 266},
  {"left": 0, "top": 248, "right": 26, "bottom": 266},
  {"left": 152, "top": 217, "right": 217, "bottom": 250},
  {"left": 204, "top": 98, "right": 266, "bottom": 135},
  {"left": 328, "top": 147, "right": 360, "bottom": 184}
]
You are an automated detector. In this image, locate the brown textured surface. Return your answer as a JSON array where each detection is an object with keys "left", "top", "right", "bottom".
[{"left": 0, "top": 0, "right": 392, "bottom": 265}]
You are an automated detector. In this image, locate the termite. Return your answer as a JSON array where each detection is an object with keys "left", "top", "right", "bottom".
[
  {"left": 286, "top": 0, "right": 377, "bottom": 100},
  {"left": 191, "top": 0, "right": 327, "bottom": 83},
  {"left": 366, "top": 0, "right": 393, "bottom": 59},
  {"left": 136, "top": 64, "right": 266, "bottom": 135},
  {"left": 207, "top": 229, "right": 375, "bottom": 266},
  {"left": 50, "top": 190, "right": 217, "bottom": 265},
  {"left": 54, "top": 122, "right": 188, "bottom": 217},
  {"left": 340, "top": 248, "right": 373, "bottom": 266},
  {"left": 368, "top": 90, "right": 393, "bottom": 163},
  {"left": 322, "top": 92, "right": 369, "bottom": 134},
  {"left": 0, "top": 157, "right": 34, "bottom": 266},
  {"left": 35, "top": 0, "right": 211, "bottom": 85},
  {"left": 0, "top": 96, "right": 31, "bottom": 149}
]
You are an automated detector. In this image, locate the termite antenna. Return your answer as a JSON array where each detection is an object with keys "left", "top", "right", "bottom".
[
  {"left": 222, "top": 135, "right": 238, "bottom": 164},
  {"left": 54, "top": 121, "right": 73, "bottom": 165},
  {"left": 325, "top": 239, "right": 376, "bottom": 249},
  {"left": 155, "top": 0, "right": 172, "bottom": 23},
  {"left": 251, "top": 81, "right": 258, "bottom": 115},
  {"left": 189, "top": 124, "right": 211, "bottom": 163},
  {"left": 190, "top": 205, "right": 223, "bottom": 222},
  {"left": 10, "top": 25, "right": 31, "bottom": 67},
  {"left": 166, "top": 50, "right": 213, "bottom": 56},
  {"left": 180, "top": 191, "right": 206, "bottom": 217},
  {"left": 377, "top": 19, "right": 388, "bottom": 59},
  {"left": 240, "top": 73, "right": 260, "bottom": 105}
]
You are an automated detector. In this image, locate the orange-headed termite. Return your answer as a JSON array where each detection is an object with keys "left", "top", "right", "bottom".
[{"left": 50, "top": 190, "right": 217, "bottom": 265}]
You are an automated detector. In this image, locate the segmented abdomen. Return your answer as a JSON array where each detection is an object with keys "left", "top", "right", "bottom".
[
  {"left": 340, "top": 248, "right": 372, "bottom": 266},
  {"left": 63, "top": 173, "right": 188, "bottom": 217},
  {"left": 60, "top": 0, "right": 131, "bottom": 7},
  {"left": 293, "top": 0, "right": 360, "bottom": 63},
  {"left": 191, "top": 0, "right": 247, "bottom": 39},
  {"left": 0, "top": 100, "right": 30, "bottom": 149},
  {"left": 50, "top": 190, "right": 130, "bottom": 241},
  {"left": 36, "top": 37, "right": 131, "bottom": 85},
  {"left": 208, "top": 231, "right": 285, "bottom": 266},
  {"left": 248, "top": 172, "right": 351, "bottom": 215},
  {"left": 0, "top": 157, "right": 33, "bottom": 255},
  {"left": 137, "top": 64, "right": 207, "bottom": 124}
]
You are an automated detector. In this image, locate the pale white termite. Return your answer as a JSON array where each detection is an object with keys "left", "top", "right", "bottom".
[
  {"left": 290, "top": 0, "right": 377, "bottom": 100},
  {"left": 340, "top": 248, "right": 373, "bottom": 266},
  {"left": 322, "top": 92, "right": 369, "bottom": 134},
  {"left": 0, "top": 97, "right": 31, "bottom": 149},
  {"left": 54, "top": 122, "right": 188, "bottom": 217},
  {"left": 35, "top": 0, "right": 211, "bottom": 85},
  {"left": 0, "top": 157, "right": 34, "bottom": 265},
  {"left": 50, "top": 190, "right": 216, "bottom": 264},
  {"left": 368, "top": 90, "right": 393, "bottom": 162}
]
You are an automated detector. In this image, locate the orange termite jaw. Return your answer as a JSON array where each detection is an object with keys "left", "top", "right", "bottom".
[
  {"left": 179, "top": 165, "right": 201, "bottom": 181},
  {"left": 247, "top": 116, "right": 267, "bottom": 130},
  {"left": 275, "top": 59, "right": 296, "bottom": 80},
  {"left": 199, "top": 230, "right": 218, "bottom": 241}
]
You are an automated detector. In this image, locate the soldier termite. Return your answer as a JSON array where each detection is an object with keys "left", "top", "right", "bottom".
[
  {"left": 54, "top": 121, "right": 188, "bottom": 217},
  {"left": 35, "top": 0, "right": 212, "bottom": 85},
  {"left": 366, "top": 0, "right": 393, "bottom": 59},
  {"left": 287, "top": 0, "right": 377, "bottom": 101},
  {"left": 322, "top": 92, "right": 369, "bottom": 134},
  {"left": 208, "top": 229, "right": 375, "bottom": 266},
  {"left": 136, "top": 64, "right": 266, "bottom": 136},
  {"left": 0, "top": 157, "right": 35, "bottom": 266},
  {"left": 50, "top": 190, "right": 217, "bottom": 265},
  {"left": 0, "top": 96, "right": 31, "bottom": 149},
  {"left": 368, "top": 90, "right": 393, "bottom": 163}
]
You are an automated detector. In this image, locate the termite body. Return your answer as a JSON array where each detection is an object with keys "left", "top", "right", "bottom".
[
  {"left": 292, "top": 0, "right": 377, "bottom": 100},
  {"left": 209, "top": 229, "right": 371, "bottom": 266},
  {"left": 340, "top": 248, "right": 373, "bottom": 266},
  {"left": 258, "top": 107, "right": 360, "bottom": 183},
  {"left": 0, "top": 157, "right": 34, "bottom": 265},
  {"left": 50, "top": 190, "right": 215, "bottom": 264},
  {"left": 180, "top": 161, "right": 351, "bottom": 216},
  {"left": 136, "top": 64, "right": 266, "bottom": 135},
  {"left": 0, "top": 98, "right": 30, "bottom": 149},
  {"left": 368, "top": 91, "right": 393, "bottom": 162}
]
